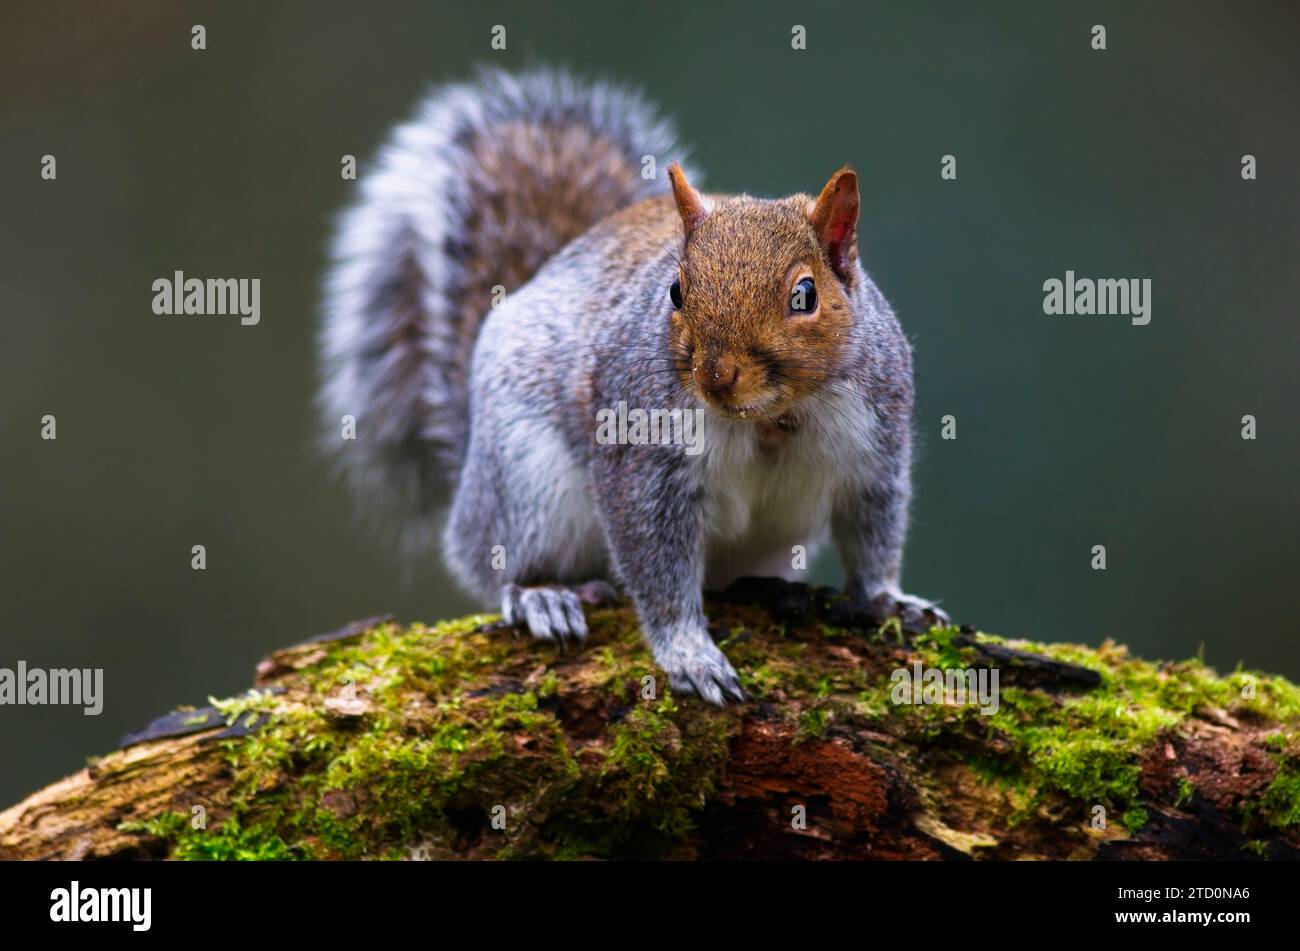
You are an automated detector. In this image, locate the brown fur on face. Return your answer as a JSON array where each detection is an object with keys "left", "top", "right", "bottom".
[{"left": 666, "top": 165, "right": 860, "bottom": 419}]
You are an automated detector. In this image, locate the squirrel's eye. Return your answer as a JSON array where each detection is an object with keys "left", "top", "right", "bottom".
[
  {"left": 669, "top": 278, "right": 683, "bottom": 309},
  {"left": 791, "top": 277, "right": 817, "bottom": 314}
]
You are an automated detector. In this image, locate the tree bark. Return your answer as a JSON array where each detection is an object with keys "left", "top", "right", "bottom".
[{"left": 2, "top": 580, "right": 1297, "bottom": 861}]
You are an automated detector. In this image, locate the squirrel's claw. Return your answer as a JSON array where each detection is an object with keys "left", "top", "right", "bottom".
[
  {"left": 661, "top": 635, "right": 747, "bottom": 706},
  {"left": 893, "top": 593, "right": 950, "bottom": 630},
  {"left": 859, "top": 588, "right": 950, "bottom": 631},
  {"left": 574, "top": 580, "right": 619, "bottom": 607},
  {"left": 501, "top": 584, "right": 589, "bottom": 645},
  {"left": 868, "top": 587, "right": 951, "bottom": 631}
]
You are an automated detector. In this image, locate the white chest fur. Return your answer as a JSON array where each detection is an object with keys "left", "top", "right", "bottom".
[{"left": 696, "top": 390, "right": 880, "bottom": 586}]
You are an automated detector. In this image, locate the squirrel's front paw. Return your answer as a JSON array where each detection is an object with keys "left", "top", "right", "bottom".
[
  {"left": 502, "top": 584, "right": 588, "bottom": 644},
  {"left": 867, "top": 588, "right": 950, "bottom": 629},
  {"left": 657, "top": 634, "right": 746, "bottom": 706}
]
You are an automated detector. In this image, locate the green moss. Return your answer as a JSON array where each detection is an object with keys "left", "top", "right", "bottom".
[
  {"left": 112, "top": 613, "right": 743, "bottom": 860},
  {"left": 117, "top": 811, "right": 188, "bottom": 841},
  {"left": 118, "top": 810, "right": 299, "bottom": 861},
  {"left": 900, "top": 627, "right": 1299, "bottom": 832},
  {"left": 209, "top": 688, "right": 280, "bottom": 730},
  {"left": 109, "top": 606, "right": 1300, "bottom": 860},
  {"left": 914, "top": 625, "right": 976, "bottom": 670},
  {"left": 1028, "top": 694, "right": 1178, "bottom": 803},
  {"left": 728, "top": 640, "right": 825, "bottom": 700},
  {"left": 175, "top": 818, "right": 301, "bottom": 861},
  {"left": 1261, "top": 756, "right": 1300, "bottom": 828},
  {"left": 798, "top": 705, "right": 831, "bottom": 739},
  {"left": 876, "top": 617, "right": 906, "bottom": 645},
  {"left": 1121, "top": 807, "right": 1149, "bottom": 834},
  {"left": 963, "top": 668, "right": 1175, "bottom": 821},
  {"left": 594, "top": 693, "right": 734, "bottom": 841},
  {"left": 604, "top": 700, "right": 678, "bottom": 811},
  {"left": 854, "top": 689, "right": 891, "bottom": 721}
]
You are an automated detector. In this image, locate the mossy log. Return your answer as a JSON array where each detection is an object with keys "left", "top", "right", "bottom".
[{"left": 2, "top": 578, "right": 1299, "bottom": 861}]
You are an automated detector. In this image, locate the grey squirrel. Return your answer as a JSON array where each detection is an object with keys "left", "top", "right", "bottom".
[{"left": 319, "top": 66, "right": 946, "bottom": 705}]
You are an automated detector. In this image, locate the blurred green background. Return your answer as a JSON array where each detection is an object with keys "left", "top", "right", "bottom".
[{"left": 2, "top": 0, "right": 1298, "bottom": 806}]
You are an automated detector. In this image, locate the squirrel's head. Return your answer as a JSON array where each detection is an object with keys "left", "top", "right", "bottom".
[{"left": 665, "top": 163, "right": 861, "bottom": 420}]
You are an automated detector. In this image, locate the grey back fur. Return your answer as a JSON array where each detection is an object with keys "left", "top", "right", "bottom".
[{"left": 318, "top": 66, "right": 693, "bottom": 548}]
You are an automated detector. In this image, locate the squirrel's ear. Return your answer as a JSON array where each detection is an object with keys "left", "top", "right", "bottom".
[
  {"left": 809, "top": 165, "right": 859, "bottom": 282},
  {"left": 667, "top": 163, "right": 708, "bottom": 238}
]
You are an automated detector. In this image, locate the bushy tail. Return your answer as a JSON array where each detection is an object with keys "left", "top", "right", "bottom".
[{"left": 318, "top": 66, "right": 690, "bottom": 547}]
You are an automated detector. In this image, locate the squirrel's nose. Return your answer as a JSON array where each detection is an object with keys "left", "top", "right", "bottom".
[{"left": 697, "top": 359, "right": 740, "bottom": 396}]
